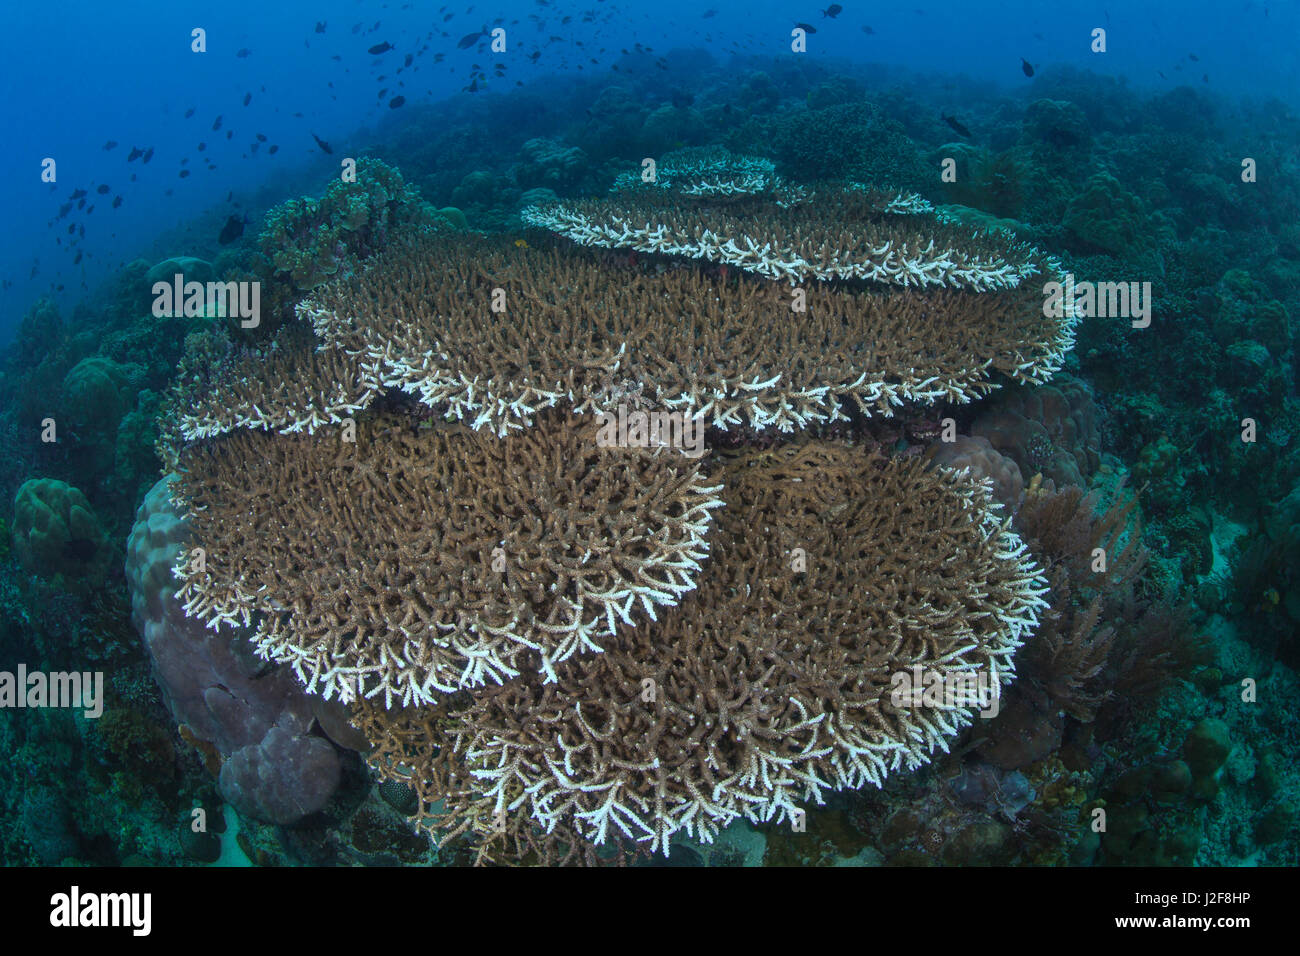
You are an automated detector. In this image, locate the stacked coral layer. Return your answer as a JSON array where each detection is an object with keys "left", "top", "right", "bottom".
[
  {"left": 356, "top": 445, "right": 1048, "bottom": 862},
  {"left": 522, "top": 188, "right": 1048, "bottom": 287},
  {"left": 286, "top": 233, "right": 1071, "bottom": 437},
  {"left": 175, "top": 322, "right": 383, "bottom": 442},
  {"left": 162, "top": 162, "right": 1071, "bottom": 862},
  {"left": 171, "top": 411, "right": 722, "bottom": 705}
]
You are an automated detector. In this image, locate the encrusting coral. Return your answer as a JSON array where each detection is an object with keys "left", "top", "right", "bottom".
[
  {"left": 353, "top": 443, "right": 1048, "bottom": 863},
  {"left": 171, "top": 410, "right": 722, "bottom": 703}
]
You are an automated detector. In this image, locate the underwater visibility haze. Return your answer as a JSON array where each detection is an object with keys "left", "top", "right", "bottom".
[{"left": 0, "top": 0, "right": 1297, "bottom": 884}]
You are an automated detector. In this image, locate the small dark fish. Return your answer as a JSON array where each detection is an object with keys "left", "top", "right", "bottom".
[
  {"left": 243, "top": 92, "right": 252, "bottom": 106},
  {"left": 198, "top": 142, "right": 207, "bottom": 151},
  {"left": 464, "top": 76, "right": 479, "bottom": 92},
  {"left": 368, "top": 41, "right": 393, "bottom": 54},
  {"left": 96, "top": 184, "right": 110, "bottom": 194},
  {"left": 861, "top": 24, "right": 874, "bottom": 34},
  {"left": 315, "top": 21, "right": 327, "bottom": 33},
  {"left": 74, "top": 251, "right": 83, "bottom": 265},
  {"left": 218, "top": 214, "right": 247, "bottom": 245},
  {"left": 389, "top": 95, "right": 406, "bottom": 108},
  {"left": 103, "top": 140, "right": 117, "bottom": 151},
  {"left": 671, "top": 88, "right": 694, "bottom": 108},
  {"left": 268, "top": 145, "right": 279, "bottom": 154},
  {"left": 1021, "top": 57, "right": 1034, "bottom": 77},
  {"left": 184, "top": 107, "right": 195, "bottom": 118},
  {"left": 941, "top": 113, "right": 973, "bottom": 138},
  {"left": 822, "top": 4, "right": 843, "bottom": 17},
  {"left": 112, "top": 196, "right": 122, "bottom": 208},
  {"left": 528, "top": 50, "right": 540, "bottom": 61},
  {"left": 58, "top": 202, "right": 72, "bottom": 218},
  {"left": 794, "top": 22, "right": 817, "bottom": 33},
  {"left": 179, "top": 169, "right": 190, "bottom": 178},
  {"left": 68, "top": 224, "right": 76, "bottom": 234},
  {"left": 1189, "top": 53, "right": 1199, "bottom": 61},
  {"left": 256, "top": 132, "right": 267, "bottom": 142},
  {"left": 142, "top": 147, "right": 154, "bottom": 163},
  {"left": 127, "top": 146, "right": 143, "bottom": 162},
  {"left": 212, "top": 115, "right": 223, "bottom": 131},
  {"left": 226, "top": 131, "right": 233, "bottom": 140},
  {"left": 236, "top": 48, "right": 251, "bottom": 58},
  {"left": 404, "top": 53, "right": 413, "bottom": 67},
  {"left": 312, "top": 133, "right": 334, "bottom": 153},
  {"left": 458, "top": 30, "right": 484, "bottom": 48},
  {"left": 702, "top": 8, "right": 717, "bottom": 17},
  {"left": 1203, "top": 73, "right": 1209, "bottom": 83},
  {"left": 70, "top": 188, "right": 87, "bottom": 199}
]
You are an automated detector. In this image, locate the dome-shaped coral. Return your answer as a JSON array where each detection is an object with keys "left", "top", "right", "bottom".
[
  {"left": 11, "top": 478, "right": 111, "bottom": 589},
  {"left": 62, "top": 356, "right": 131, "bottom": 436},
  {"left": 125, "top": 476, "right": 347, "bottom": 825}
]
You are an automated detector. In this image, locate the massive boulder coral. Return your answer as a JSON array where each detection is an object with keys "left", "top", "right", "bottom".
[
  {"left": 970, "top": 377, "right": 1102, "bottom": 489},
  {"left": 125, "top": 476, "right": 347, "bottom": 825},
  {"left": 515, "top": 138, "right": 590, "bottom": 192},
  {"left": 61, "top": 357, "right": 132, "bottom": 436},
  {"left": 927, "top": 435, "right": 1026, "bottom": 512},
  {"left": 11, "top": 478, "right": 112, "bottom": 590},
  {"left": 171, "top": 411, "right": 722, "bottom": 702},
  {"left": 355, "top": 444, "right": 1047, "bottom": 862}
]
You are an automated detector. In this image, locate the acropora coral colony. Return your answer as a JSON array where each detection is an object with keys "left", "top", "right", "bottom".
[{"left": 148, "top": 151, "right": 1094, "bottom": 863}]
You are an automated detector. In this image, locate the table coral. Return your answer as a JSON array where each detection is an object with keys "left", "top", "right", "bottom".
[{"left": 355, "top": 444, "right": 1047, "bottom": 863}]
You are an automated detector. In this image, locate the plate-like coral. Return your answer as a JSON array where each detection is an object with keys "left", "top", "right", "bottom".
[
  {"left": 355, "top": 445, "right": 1048, "bottom": 863},
  {"left": 171, "top": 411, "right": 721, "bottom": 704}
]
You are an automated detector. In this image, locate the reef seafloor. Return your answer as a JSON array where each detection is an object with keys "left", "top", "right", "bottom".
[{"left": 1, "top": 59, "right": 1297, "bottom": 869}]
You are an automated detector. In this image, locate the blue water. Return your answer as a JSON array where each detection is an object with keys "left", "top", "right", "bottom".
[{"left": 2, "top": 0, "right": 1297, "bottom": 339}]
